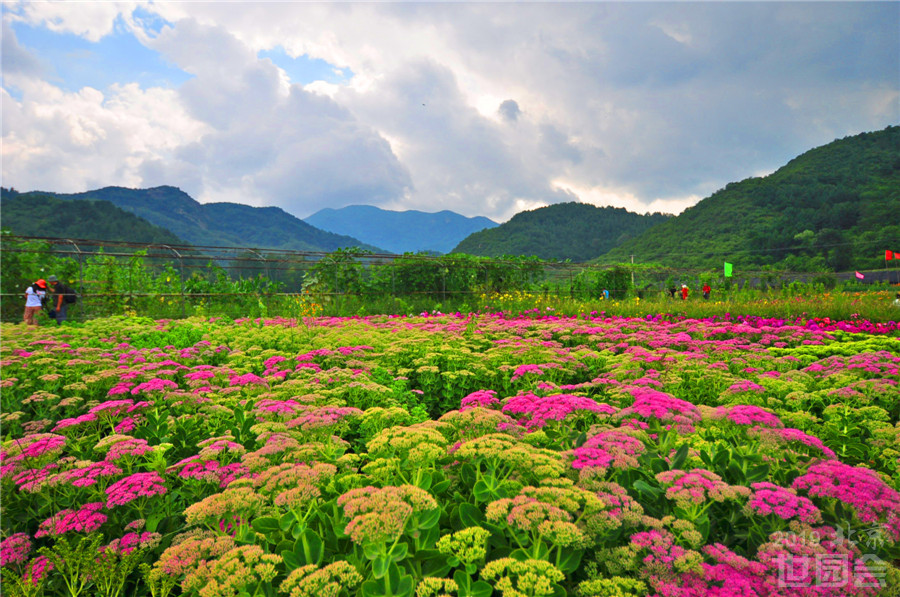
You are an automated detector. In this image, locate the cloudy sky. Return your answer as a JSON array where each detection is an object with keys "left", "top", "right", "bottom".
[{"left": 2, "top": 2, "right": 898, "bottom": 222}]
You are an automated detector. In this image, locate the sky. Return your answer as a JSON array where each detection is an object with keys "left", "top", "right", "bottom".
[{"left": 2, "top": 2, "right": 898, "bottom": 223}]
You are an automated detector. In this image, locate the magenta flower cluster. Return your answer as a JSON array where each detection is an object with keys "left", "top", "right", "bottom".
[
  {"left": 105, "top": 471, "right": 167, "bottom": 508},
  {"left": 501, "top": 393, "right": 616, "bottom": 429},
  {"left": 35, "top": 502, "right": 107, "bottom": 537}
]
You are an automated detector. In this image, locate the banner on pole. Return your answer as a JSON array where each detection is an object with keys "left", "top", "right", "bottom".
[
  {"left": 855, "top": 271, "right": 865, "bottom": 280},
  {"left": 887, "top": 250, "right": 895, "bottom": 260},
  {"left": 724, "top": 262, "right": 733, "bottom": 277}
]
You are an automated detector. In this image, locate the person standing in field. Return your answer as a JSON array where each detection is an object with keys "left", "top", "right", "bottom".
[
  {"left": 23, "top": 279, "right": 47, "bottom": 326},
  {"left": 46, "top": 275, "right": 74, "bottom": 325},
  {"left": 702, "top": 283, "right": 711, "bottom": 300},
  {"left": 681, "top": 284, "right": 689, "bottom": 300}
]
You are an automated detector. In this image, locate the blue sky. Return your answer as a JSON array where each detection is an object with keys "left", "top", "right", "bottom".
[{"left": 2, "top": 2, "right": 898, "bottom": 221}]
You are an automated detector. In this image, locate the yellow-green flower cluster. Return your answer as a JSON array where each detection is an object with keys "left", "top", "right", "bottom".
[
  {"left": 278, "top": 561, "right": 362, "bottom": 597},
  {"left": 435, "top": 526, "right": 491, "bottom": 567},
  {"left": 183, "top": 545, "right": 281, "bottom": 597},
  {"left": 480, "top": 558, "right": 565, "bottom": 597}
]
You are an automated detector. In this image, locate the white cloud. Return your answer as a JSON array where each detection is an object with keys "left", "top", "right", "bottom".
[{"left": 1, "top": 2, "right": 897, "bottom": 222}]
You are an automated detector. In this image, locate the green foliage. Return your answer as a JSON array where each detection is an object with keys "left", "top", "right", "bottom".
[
  {"left": 3, "top": 185, "right": 374, "bottom": 253},
  {"left": 603, "top": 126, "right": 900, "bottom": 271},
  {"left": 453, "top": 202, "right": 671, "bottom": 262},
  {"left": 0, "top": 191, "right": 185, "bottom": 245}
]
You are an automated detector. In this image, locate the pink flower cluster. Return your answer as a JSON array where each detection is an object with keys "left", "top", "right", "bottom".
[
  {"left": 58, "top": 460, "right": 123, "bottom": 488},
  {"left": 510, "top": 363, "right": 560, "bottom": 382},
  {"left": 460, "top": 389, "right": 500, "bottom": 411},
  {"left": 793, "top": 460, "right": 900, "bottom": 541},
  {"left": 720, "top": 405, "right": 783, "bottom": 428},
  {"left": 229, "top": 373, "right": 267, "bottom": 387},
  {"left": 0, "top": 533, "right": 32, "bottom": 566},
  {"left": 129, "top": 378, "right": 178, "bottom": 395},
  {"left": 106, "top": 471, "right": 167, "bottom": 508},
  {"left": 746, "top": 482, "right": 822, "bottom": 524},
  {"left": 501, "top": 393, "right": 617, "bottom": 429},
  {"left": 570, "top": 430, "right": 645, "bottom": 471},
  {"left": 616, "top": 388, "right": 701, "bottom": 433},
  {"left": 656, "top": 469, "right": 749, "bottom": 507},
  {"left": 35, "top": 502, "right": 107, "bottom": 537},
  {"left": 285, "top": 406, "right": 362, "bottom": 430},
  {"left": 104, "top": 531, "right": 162, "bottom": 555}
]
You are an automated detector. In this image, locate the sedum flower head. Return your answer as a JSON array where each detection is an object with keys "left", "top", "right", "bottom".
[
  {"left": 416, "top": 577, "right": 459, "bottom": 597},
  {"left": 436, "top": 526, "right": 491, "bottom": 567},
  {"left": 480, "top": 558, "right": 565, "bottom": 597},
  {"left": 655, "top": 469, "right": 750, "bottom": 508},
  {"left": 278, "top": 561, "right": 363, "bottom": 597},
  {"left": 183, "top": 544, "right": 282, "bottom": 597}
]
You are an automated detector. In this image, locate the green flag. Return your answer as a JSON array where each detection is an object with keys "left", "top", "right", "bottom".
[{"left": 724, "top": 262, "right": 733, "bottom": 277}]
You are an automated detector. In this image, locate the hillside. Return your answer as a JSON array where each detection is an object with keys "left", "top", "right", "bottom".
[
  {"left": 0, "top": 191, "right": 185, "bottom": 245},
  {"left": 452, "top": 202, "right": 672, "bottom": 262},
  {"left": 16, "top": 186, "right": 377, "bottom": 253},
  {"left": 305, "top": 205, "right": 497, "bottom": 254},
  {"left": 601, "top": 126, "right": 900, "bottom": 271}
]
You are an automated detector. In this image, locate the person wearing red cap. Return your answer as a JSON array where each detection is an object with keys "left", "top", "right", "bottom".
[{"left": 24, "top": 279, "right": 47, "bottom": 326}]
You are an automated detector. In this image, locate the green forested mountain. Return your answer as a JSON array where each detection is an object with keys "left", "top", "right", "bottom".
[
  {"left": 8, "top": 186, "right": 377, "bottom": 252},
  {"left": 452, "top": 202, "right": 672, "bottom": 262},
  {"left": 306, "top": 205, "right": 498, "bottom": 254},
  {"left": 602, "top": 126, "right": 900, "bottom": 271},
  {"left": 0, "top": 191, "right": 186, "bottom": 245}
]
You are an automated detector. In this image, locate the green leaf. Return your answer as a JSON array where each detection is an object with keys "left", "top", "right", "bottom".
[
  {"left": 670, "top": 444, "right": 689, "bottom": 470},
  {"left": 633, "top": 479, "right": 662, "bottom": 497},
  {"left": 279, "top": 511, "right": 295, "bottom": 532},
  {"left": 431, "top": 479, "right": 452, "bottom": 495},
  {"left": 281, "top": 550, "right": 299, "bottom": 570},
  {"left": 458, "top": 503, "right": 484, "bottom": 527},
  {"left": 556, "top": 548, "right": 583, "bottom": 574},
  {"left": 387, "top": 542, "right": 408, "bottom": 563},
  {"left": 416, "top": 508, "right": 440, "bottom": 530},
  {"left": 372, "top": 556, "right": 390, "bottom": 579},
  {"left": 251, "top": 516, "right": 280, "bottom": 534},
  {"left": 294, "top": 529, "right": 324, "bottom": 566}
]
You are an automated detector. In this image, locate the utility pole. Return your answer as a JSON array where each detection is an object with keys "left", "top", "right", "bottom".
[{"left": 631, "top": 255, "right": 635, "bottom": 289}]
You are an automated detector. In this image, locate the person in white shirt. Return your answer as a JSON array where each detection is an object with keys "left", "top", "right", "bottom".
[{"left": 24, "top": 279, "right": 47, "bottom": 326}]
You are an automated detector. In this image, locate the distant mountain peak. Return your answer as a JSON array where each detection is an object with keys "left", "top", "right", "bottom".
[{"left": 305, "top": 205, "right": 498, "bottom": 254}]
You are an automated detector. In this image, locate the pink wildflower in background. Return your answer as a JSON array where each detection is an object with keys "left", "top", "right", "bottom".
[
  {"left": 285, "top": 406, "right": 362, "bottom": 430},
  {"left": 35, "top": 502, "right": 107, "bottom": 537},
  {"left": 58, "top": 460, "right": 123, "bottom": 488},
  {"left": 25, "top": 556, "right": 53, "bottom": 586},
  {"left": 502, "top": 393, "right": 617, "bottom": 429},
  {"left": 756, "top": 427, "right": 836, "bottom": 458},
  {"left": 130, "top": 378, "right": 178, "bottom": 395},
  {"left": 616, "top": 388, "right": 701, "bottom": 433},
  {"left": 460, "top": 389, "right": 500, "bottom": 411},
  {"left": 570, "top": 430, "right": 645, "bottom": 472},
  {"left": 0, "top": 533, "right": 32, "bottom": 566},
  {"left": 717, "top": 404, "right": 783, "bottom": 428},
  {"left": 793, "top": 460, "right": 900, "bottom": 540},
  {"left": 106, "top": 471, "right": 167, "bottom": 507},
  {"left": 51, "top": 413, "right": 98, "bottom": 432},
  {"left": 254, "top": 398, "right": 304, "bottom": 417},
  {"left": 656, "top": 469, "right": 750, "bottom": 507},
  {"left": 104, "top": 531, "right": 162, "bottom": 555},
  {"left": 12, "top": 463, "right": 59, "bottom": 493},
  {"left": 745, "top": 482, "right": 822, "bottom": 524},
  {"left": 229, "top": 373, "right": 267, "bottom": 387},
  {"left": 89, "top": 399, "right": 134, "bottom": 418}
]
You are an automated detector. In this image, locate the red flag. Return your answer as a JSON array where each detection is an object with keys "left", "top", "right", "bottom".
[
  {"left": 855, "top": 271, "right": 865, "bottom": 279},
  {"left": 887, "top": 250, "right": 894, "bottom": 260}
]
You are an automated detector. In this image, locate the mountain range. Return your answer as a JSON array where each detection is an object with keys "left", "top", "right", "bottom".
[
  {"left": 2, "top": 126, "right": 896, "bottom": 271},
  {"left": 305, "top": 205, "right": 497, "bottom": 254},
  {"left": 601, "top": 125, "right": 900, "bottom": 271},
  {"left": 3, "top": 186, "right": 376, "bottom": 253},
  {"left": 452, "top": 203, "right": 671, "bottom": 262}
]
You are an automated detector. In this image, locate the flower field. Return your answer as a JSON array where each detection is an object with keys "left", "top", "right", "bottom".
[{"left": 1, "top": 312, "right": 899, "bottom": 597}]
